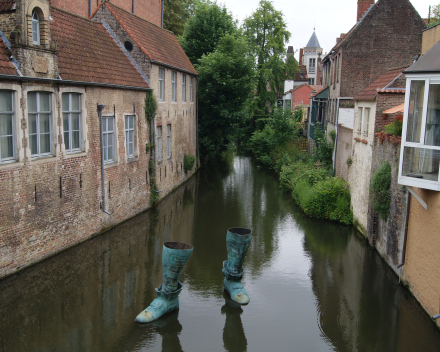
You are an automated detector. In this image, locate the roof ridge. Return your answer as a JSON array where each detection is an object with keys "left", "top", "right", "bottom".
[{"left": 52, "top": 6, "right": 102, "bottom": 24}]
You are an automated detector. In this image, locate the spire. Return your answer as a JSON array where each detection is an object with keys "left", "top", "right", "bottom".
[{"left": 305, "top": 31, "right": 321, "bottom": 49}]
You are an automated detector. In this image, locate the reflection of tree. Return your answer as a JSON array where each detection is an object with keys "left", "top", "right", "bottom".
[{"left": 221, "top": 293, "right": 247, "bottom": 352}]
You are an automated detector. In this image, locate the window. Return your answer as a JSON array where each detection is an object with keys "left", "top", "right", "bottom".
[
  {"left": 308, "top": 78, "right": 315, "bottom": 85},
  {"left": 358, "top": 107, "right": 363, "bottom": 135},
  {"left": 32, "top": 10, "right": 40, "bottom": 45},
  {"left": 102, "top": 116, "right": 115, "bottom": 163},
  {"left": 0, "top": 90, "right": 14, "bottom": 162},
  {"left": 166, "top": 124, "right": 171, "bottom": 159},
  {"left": 28, "top": 91, "right": 51, "bottom": 157},
  {"left": 365, "top": 108, "right": 370, "bottom": 136},
  {"left": 182, "top": 75, "right": 186, "bottom": 102},
  {"left": 190, "top": 77, "right": 194, "bottom": 102},
  {"left": 171, "top": 71, "right": 176, "bottom": 102},
  {"left": 62, "top": 93, "right": 81, "bottom": 153},
  {"left": 156, "top": 126, "right": 162, "bottom": 161},
  {"left": 399, "top": 79, "right": 440, "bottom": 189},
  {"left": 309, "top": 58, "right": 316, "bottom": 74},
  {"left": 125, "top": 115, "right": 135, "bottom": 159},
  {"left": 159, "top": 68, "right": 165, "bottom": 101}
]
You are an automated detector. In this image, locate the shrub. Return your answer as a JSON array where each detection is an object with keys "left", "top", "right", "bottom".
[
  {"left": 280, "top": 160, "right": 330, "bottom": 190},
  {"left": 184, "top": 153, "right": 196, "bottom": 173},
  {"left": 370, "top": 161, "right": 391, "bottom": 219},
  {"left": 313, "top": 125, "right": 334, "bottom": 167}
]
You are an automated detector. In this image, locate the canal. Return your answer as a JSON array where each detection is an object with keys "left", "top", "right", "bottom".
[{"left": 1, "top": 153, "right": 440, "bottom": 351}]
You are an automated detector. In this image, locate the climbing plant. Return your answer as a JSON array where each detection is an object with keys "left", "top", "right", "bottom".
[
  {"left": 145, "top": 90, "right": 157, "bottom": 122},
  {"left": 370, "top": 161, "right": 391, "bottom": 220},
  {"left": 145, "top": 91, "right": 159, "bottom": 206}
]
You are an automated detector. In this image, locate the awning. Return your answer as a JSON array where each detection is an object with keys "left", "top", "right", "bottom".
[{"left": 383, "top": 103, "right": 404, "bottom": 114}]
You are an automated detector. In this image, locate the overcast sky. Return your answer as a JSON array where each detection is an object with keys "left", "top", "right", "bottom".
[{"left": 219, "top": 0, "right": 433, "bottom": 60}]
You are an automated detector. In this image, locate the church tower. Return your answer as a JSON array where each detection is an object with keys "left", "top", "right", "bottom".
[{"left": 299, "top": 29, "right": 323, "bottom": 85}]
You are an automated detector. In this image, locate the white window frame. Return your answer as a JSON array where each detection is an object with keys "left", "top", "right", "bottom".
[
  {"left": 102, "top": 115, "right": 115, "bottom": 164},
  {"left": 365, "top": 108, "right": 370, "bottom": 137},
  {"left": 190, "top": 77, "right": 194, "bottom": 102},
  {"left": 182, "top": 75, "right": 186, "bottom": 102},
  {"left": 358, "top": 107, "right": 363, "bottom": 135},
  {"left": 125, "top": 115, "right": 135, "bottom": 159},
  {"left": 156, "top": 126, "right": 162, "bottom": 161},
  {"left": 159, "top": 68, "right": 165, "bottom": 101},
  {"left": 399, "top": 75, "right": 440, "bottom": 190},
  {"left": 166, "top": 124, "right": 171, "bottom": 159},
  {"left": 32, "top": 9, "right": 40, "bottom": 45},
  {"left": 0, "top": 90, "right": 15, "bottom": 163},
  {"left": 62, "top": 93, "right": 81, "bottom": 153},
  {"left": 171, "top": 71, "right": 176, "bottom": 102},
  {"left": 28, "top": 91, "right": 52, "bottom": 158}
]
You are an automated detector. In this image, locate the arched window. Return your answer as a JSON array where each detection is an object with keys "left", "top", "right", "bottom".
[{"left": 32, "top": 10, "right": 40, "bottom": 45}]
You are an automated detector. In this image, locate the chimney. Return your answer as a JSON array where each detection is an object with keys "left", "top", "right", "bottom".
[
  {"left": 357, "top": 0, "right": 374, "bottom": 22},
  {"left": 299, "top": 49, "right": 303, "bottom": 65},
  {"left": 287, "top": 46, "right": 294, "bottom": 55}
]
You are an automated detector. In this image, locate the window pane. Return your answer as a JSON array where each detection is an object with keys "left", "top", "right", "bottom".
[
  {"left": 108, "top": 138, "right": 113, "bottom": 161},
  {"left": 125, "top": 116, "right": 129, "bottom": 130},
  {"left": 32, "top": 21, "right": 38, "bottom": 43},
  {"left": 406, "top": 80, "right": 425, "bottom": 143},
  {"left": 71, "top": 94, "right": 80, "bottom": 111},
  {"left": 129, "top": 130, "right": 134, "bottom": 144},
  {"left": 29, "top": 115, "right": 37, "bottom": 134},
  {"left": 108, "top": 117, "right": 114, "bottom": 132},
  {"left": 64, "top": 131, "right": 69, "bottom": 149},
  {"left": 108, "top": 133, "right": 113, "bottom": 149},
  {"left": 30, "top": 134, "right": 37, "bottom": 155},
  {"left": 72, "top": 131, "right": 80, "bottom": 149},
  {"left": 39, "top": 93, "right": 50, "bottom": 112},
  {"left": 129, "top": 116, "right": 134, "bottom": 129},
  {"left": 0, "top": 114, "right": 12, "bottom": 135},
  {"left": 402, "top": 146, "right": 440, "bottom": 181},
  {"left": 71, "top": 113, "right": 80, "bottom": 131},
  {"left": 40, "top": 133, "right": 50, "bottom": 154},
  {"left": 424, "top": 84, "right": 440, "bottom": 146},
  {"left": 103, "top": 135, "right": 108, "bottom": 161},
  {"left": 39, "top": 114, "right": 50, "bottom": 133},
  {"left": 0, "top": 136, "right": 13, "bottom": 159},
  {"left": 0, "top": 91, "right": 12, "bottom": 112},
  {"left": 28, "top": 92, "right": 37, "bottom": 112},
  {"left": 62, "top": 94, "right": 69, "bottom": 112}
]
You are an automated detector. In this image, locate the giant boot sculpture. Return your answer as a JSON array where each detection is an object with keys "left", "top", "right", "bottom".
[
  {"left": 135, "top": 242, "right": 193, "bottom": 323},
  {"left": 222, "top": 228, "right": 252, "bottom": 305}
]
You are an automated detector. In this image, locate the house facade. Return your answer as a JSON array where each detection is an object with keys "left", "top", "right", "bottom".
[
  {"left": 299, "top": 30, "right": 323, "bottom": 86},
  {"left": 0, "top": 0, "right": 197, "bottom": 278}
]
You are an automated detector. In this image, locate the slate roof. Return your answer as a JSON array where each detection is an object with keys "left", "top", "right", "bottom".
[
  {"left": 0, "top": 0, "right": 15, "bottom": 13},
  {"left": 104, "top": 2, "right": 197, "bottom": 75},
  {"left": 305, "top": 31, "right": 321, "bottom": 48},
  {"left": 354, "top": 68, "right": 406, "bottom": 101},
  {"left": 405, "top": 41, "right": 440, "bottom": 73},
  {"left": 51, "top": 7, "right": 150, "bottom": 88},
  {"left": 0, "top": 36, "right": 18, "bottom": 76}
]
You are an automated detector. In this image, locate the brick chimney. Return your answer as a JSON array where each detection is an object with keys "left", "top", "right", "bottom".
[
  {"left": 357, "top": 0, "right": 374, "bottom": 22},
  {"left": 299, "top": 48, "right": 304, "bottom": 65}
]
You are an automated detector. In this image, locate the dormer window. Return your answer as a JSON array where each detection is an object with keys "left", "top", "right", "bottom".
[{"left": 32, "top": 10, "right": 40, "bottom": 45}]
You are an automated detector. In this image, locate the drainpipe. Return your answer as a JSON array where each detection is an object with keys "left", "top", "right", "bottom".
[
  {"left": 397, "top": 192, "right": 411, "bottom": 269},
  {"left": 89, "top": 0, "right": 92, "bottom": 17},
  {"left": 161, "top": 0, "right": 164, "bottom": 27},
  {"left": 98, "top": 103, "right": 110, "bottom": 215}
]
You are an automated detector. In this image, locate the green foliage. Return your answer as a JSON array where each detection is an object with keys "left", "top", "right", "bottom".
[
  {"left": 346, "top": 157, "right": 353, "bottom": 167},
  {"left": 313, "top": 125, "right": 334, "bottom": 167},
  {"left": 428, "top": 4, "right": 440, "bottom": 28},
  {"left": 179, "top": 0, "right": 237, "bottom": 65},
  {"left": 280, "top": 160, "right": 330, "bottom": 189},
  {"left": 145, "top": 90, "right": 157, "bottom": 122},
  {"left": 370, "top": 161, "right": 391, "bottom": 220},
  {"left": 163, "top": 0, "right": 194, "bottom": 36},
  {"left": 384, "top": 119, "right": 402, "bottom": 136},
  {"left": 148, "top": 159, "right": 160, "bottom": 206},
  {"left": 328, "top": 129, "right": 337, "bottom": 143},
  {"left": 242, "top": 0, "right": 294, "bottom": 114},
  {"left": 198, "top": 34, "right": 256, "bottom": 160},
  {"left": 293, "top": 107, "right": 303, "bottom": 122},
  {"left": 184, "top": 153, "right": 196, "bottom": 172}
]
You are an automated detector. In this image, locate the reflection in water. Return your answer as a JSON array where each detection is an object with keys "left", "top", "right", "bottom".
[
  {"left": 1, "top": 152, "right": 440, "bottom": 351},
  {"left": 222, "top": 293, "right": 248, "bottom": 352}
]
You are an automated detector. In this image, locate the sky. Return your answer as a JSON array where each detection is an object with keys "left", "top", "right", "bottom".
[{"left": 219, "top": 0, "right": 434, "bottom": 60}]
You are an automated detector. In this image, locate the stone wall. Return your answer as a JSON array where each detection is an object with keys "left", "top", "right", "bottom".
[{"left": 335, "top": 125, "right": 352, "bottom": 181}]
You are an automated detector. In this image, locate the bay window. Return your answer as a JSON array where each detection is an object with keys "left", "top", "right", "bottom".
[
  {"left": 28, "top": 91, "right": 51, "bottom": 158},
  {"left": 0, "top": 90, "right": 14, "bottom": 163}
]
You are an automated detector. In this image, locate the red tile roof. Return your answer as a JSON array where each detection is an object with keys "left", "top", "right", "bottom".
[
  {"left": 293, "top": 65, "right": 308, "bottom": 81},
  {"left": 104, "top": 3, "right": 197, "bottom": 75},
  {"left": 354, "top": 68, "right": 406, "bottom": 101},
  {"left": 51, "top": 7, "right": 149, "bottom": 88},
  {"left": 0, "top": 0, "right": 15, "bottom": 13},
  {"left": 0, "top": 37, "right": 18, "bottom": 76},
  {"left": 311, "top": 86, "right": 328, "bottom": 98}
]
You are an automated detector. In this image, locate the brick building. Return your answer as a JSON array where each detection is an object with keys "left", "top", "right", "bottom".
[
  {"left": 322, "top": 0, "right": 425, "bottom": 155},
  {"left": 0, "top": 0, "right": 197, "bottom": 278}
]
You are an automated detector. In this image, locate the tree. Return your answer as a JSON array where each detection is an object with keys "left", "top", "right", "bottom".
[
  {"left": 242, "top": 0, "right": 293, "bottom": 114},
  {"left": 179, "top": 1, "right": 237, "bottom": 65},
  {"left": 428, "top": 4, "right": 440, "bottom": 28},
  {"left": 163, "top": 0, "right": 194, "bottom": 37},
  {"left": 197, "top": 34, "right": 256, "bottom": 160}
]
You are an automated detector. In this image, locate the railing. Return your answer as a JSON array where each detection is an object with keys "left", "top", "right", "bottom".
[
  {"left": 308, "top": 67, "right": 316, "bottom": 74},
  {"left": 288, "top": 139, "right": 316, "bottom": 156}
]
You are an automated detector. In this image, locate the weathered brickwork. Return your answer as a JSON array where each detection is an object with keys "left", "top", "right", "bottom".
[
  {"left": 335, "top": 125, "right": 352, "bottom": 181},
  {"left": 50, "top": 0, "right": 163, "bottom": 26},
  {"left": 0, "top": 12, "right": 17, "bottom": 40},
  {"left": 374, "top": 92, "right": 405, "bottom": 131}
]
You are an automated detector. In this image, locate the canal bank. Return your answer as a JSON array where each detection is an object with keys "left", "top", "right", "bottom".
[{"left": 1, "top": 153, "right": 440, "bottom": 351}]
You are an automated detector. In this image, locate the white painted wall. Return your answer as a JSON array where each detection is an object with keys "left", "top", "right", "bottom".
[
  {"left": 284, "top": 80, "right": 294, "bottom": 94},
  {"left": 339, "top": 108, "right": 354, "bottom": 129}
]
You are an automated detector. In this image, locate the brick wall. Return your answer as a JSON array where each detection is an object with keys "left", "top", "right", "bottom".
[{"left": 375, "top": 92, "right": 405, "bottom": 131}]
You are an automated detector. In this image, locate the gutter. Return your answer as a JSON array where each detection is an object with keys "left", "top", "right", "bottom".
[{"left": 151, "top": 60, "right": 198, "bottom": 77}]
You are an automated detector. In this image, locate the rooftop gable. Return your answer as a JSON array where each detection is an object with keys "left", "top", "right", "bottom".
[
  {"left": 103, "top": 2, "right": 197, "bottom": 75},
  {"left": 51, "top": 7, "right": 149, "bottom": 89},
  {"left": 354, "top": 68, "right": 406, "bottom": 100}
]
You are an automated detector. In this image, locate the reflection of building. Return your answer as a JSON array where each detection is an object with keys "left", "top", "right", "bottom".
[{"left": 397, "top": 24, "right": 440, "bottom": 326}]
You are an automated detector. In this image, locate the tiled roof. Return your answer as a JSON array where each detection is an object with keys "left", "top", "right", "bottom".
[
  {"left": 0, "top": 0, "right": 15, "bottom": 13},
  {"left": 105, "top": 3, "right": 197, "bottom": 75},
  {"left": 0, "top": 36, "right": 18, "bottom": 76},
  {"left": 51, "top": 7, "right": 149, "bottom": 88},
  {"left": 293, "top": 65, "right": 308, "bottom": 81},
  {"left": 354, "top": 68, "right": 406, "bottom": 101},
  {"left": 311, "top": 85, "right": 328, "bottom": 98}
]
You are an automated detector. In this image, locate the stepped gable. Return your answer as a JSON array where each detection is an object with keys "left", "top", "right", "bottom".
[
  {"left": 51, "top": 7, "right": 149, "bottom": 88},
  {"left": 104, "top": 2, "right": 197, "bottom": 75},
  {"left": 0, "top": 36, "right": 18, "bottom": 75},
  {"left": 354, "top": 68, "right": 406, "bottom": 100}
]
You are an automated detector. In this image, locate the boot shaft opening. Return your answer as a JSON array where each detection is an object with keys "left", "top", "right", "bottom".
[
  {"left": 228, "top": 228, "right": 252, "bottom": 236},
  {"left": 164, "top": 242, "right": 193, "bottom": 250}
]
